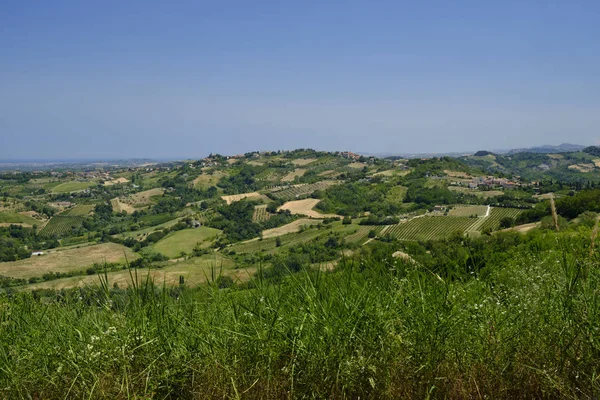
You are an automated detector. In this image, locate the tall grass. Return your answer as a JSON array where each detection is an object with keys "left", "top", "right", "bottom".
[{"left": 1, "top": 231, "right": 600, "bottom": 398}]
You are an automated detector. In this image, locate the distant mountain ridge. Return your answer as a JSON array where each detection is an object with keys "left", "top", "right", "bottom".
[
  {"left": 365, "top": 143, "right": 588, "bottom": 159},
  {"left": 503, "top": 143, "right": 586, "bottom": 155}
]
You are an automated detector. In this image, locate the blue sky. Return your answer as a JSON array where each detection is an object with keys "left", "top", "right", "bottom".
[{"left": 1, "top": 1, "right": 599, "bottom": 159}]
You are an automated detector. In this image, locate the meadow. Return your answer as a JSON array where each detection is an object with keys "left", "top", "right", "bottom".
[
  {"left": 1, "top": 229, "right": 598, "bottom": 398},
  {"left": 149, "top": 226, "right": 222, "bottom": 258},
  {"left": 50, "top": 181, "right": 95, "bottom": 193},
  {"left": 0, "top": 243, "right": 136, "bottom": 280}
]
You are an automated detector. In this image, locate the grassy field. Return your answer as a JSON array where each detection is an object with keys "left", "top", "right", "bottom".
[
  {"left": 0, "top": 243, "right": 137, "bottom": 279},
  {"left": 61, "top": 205, "right": 95, "bottom": 216},
  {"left": 448, "top": 186, "right": 504, "bottom": 198},
  {"left": 26, "top": 253, "right": 242, "bottom": 290},
  {"left": 116, "top": 218, "right": 182, "bottom": 240},
  {"left": 193, "top": 171, "right": 228, "bottom": 189},
  {"left": 3, "top": 230, "right": 597, "bottom": 398},
  {"left": 448, "top": 205, "right": 489, "bottom": 217},
  {"left": 150, "top": 226, "right": 222, "bottom": 258},
  {"left": 260, "top": 218, "right": 321, "bottom": 239},
  {"left": 281, "top": 168, "right": 306, "bottom": 182},
  {"left": 231, "top": 222, "right": 358, "bottom": 255},
  {"left": 0, "top": 211, "right": 41, "bottom": 225},
  {"left": 51, "top": 181, "right": 95, "bottom": 193}
]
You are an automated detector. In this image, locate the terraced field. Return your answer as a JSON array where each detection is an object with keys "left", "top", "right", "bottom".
[
  {"left": 270, "top": 181, "right": 338, "bottom": 201},
  {"left": 478, "top": 207, "right": 523, "bottom": 232},
  {"left": 387, "top": 216, "right": 478, "bottom": 241}
]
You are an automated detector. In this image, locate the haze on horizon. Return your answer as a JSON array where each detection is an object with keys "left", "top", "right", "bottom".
[{"left": 1, "top": 1, "right": 599, "bottom": 160}]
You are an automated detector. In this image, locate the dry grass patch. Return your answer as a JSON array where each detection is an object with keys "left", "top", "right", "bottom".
[
  {"left": 444, "top": 170, "right": 471, "bottom": 178},
  {"left": 111, "top": 198, "right": 136, "bottom": 214},
  {"left": 568, "top": 163, "right": 596, "bottom": 173},
  {"left": 193, "top": 171, "right": 227, "bottom": 189},
  {"left": 281, "top": 169, "right": 306, "bottom": 182},
  {"left": 0, "top": 243, "right": 137, "bottom": 279},
  {"left": 449, "top": 205, "right": 489, "bottom": 217},
  {"left": 104, "top": 177, "right": 130, "bottom": 186},
  {"left": 261, "top": 219, "right": 321, "bottom": 239},
  {"left": 221, "top": 192, "right": 262, "bottom": 205},
  {"left": 348, "top": 162, "right": 367, "bottom": 169},
  {"left": 26, "top": 254, "right": 252, "bottom": 290},
  {"left": 278, "top": 199, "right": 339, "bottom": 218},
  {"left": 499, "top": 222, "right": 540, "bottom": 234},
  {"left": 291, "top": 158, "right": 317, "bottom": 166},
  {"left": 318, "top": 170, "right": 338, "bottom": 177}
]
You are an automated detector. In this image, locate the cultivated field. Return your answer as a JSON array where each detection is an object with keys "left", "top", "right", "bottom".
[
  {"left": 193, "top": 171, "right": 227, "bottom": 189},
  {"left": 261, "top": 219, "right": 320, "bottom": 239},
  {"left": 270, "top": 181, "right": 338, "bottom": 201},
  {"left": 0, "top": 243, "right": 137, "bottom": 279},
  {"left": 150, "top": 226, "right": 222, "bottom": 258},
  {"left": 252, "top": 205, "right": 272, "bottom": 223},
  {"left": 0, "top": 211, "right": 41, "bottom": 225},
  {"left": 448, "top": 186, "right": 504, "bottom": 198},
  {"left": 61, "top": 205, "right": 95, "bottom": 216},
  {"left": 478, "top": 207, "right": 523, "bottom": 232},
  {"left": 51, "top": 181, "right": 94, "bottom": 193},
  {"left": 104, "top": 177, "right": 130, "bottom": 186},
  {"left": 291, "top": 158, "right": 317, "bottom": 166},
  {"left": 277, "top": 199, "right": 339, "bottom": 218},
  {"left": 348, "top": 162, "right": 367, "bottom": 169},
  {"left": 123, "top": 188, "right": 164, "bottom": 207},
  {"left": 281, "top": 168, "right": 306, "bottom": 182},
  {"left": 448, "top": 205, "right": 489, "bottom": 217},
  {"left": 221, "top": 192, "right": 263, "bottom": 205},
  {"left": 345, "top": 226, "right": 383, "bottom": 243},
  {"left": 26, "top": 253, "right": 246, "bottom": 290},
  {"left": 387, "top": 216, "right": 479, "bottom": 241},
  {"left": 111, "top": 198, "right": 136, "bottom": 214},
  {"left": 116, "top": 218, "right": 182, "bottom": 240},
  {"left": 39, "top": 215, "right": 86, "bottom": 237}
]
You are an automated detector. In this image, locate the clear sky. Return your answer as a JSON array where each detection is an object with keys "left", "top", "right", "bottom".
[{"left": 1, "top": 1, "right": 599, "bottom": 159}]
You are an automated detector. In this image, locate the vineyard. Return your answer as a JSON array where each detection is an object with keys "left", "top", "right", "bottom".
[
  {"left": 270, "top": 181, "right": 338, "bottom": 201},
  {"left": 345, "top": 226, "right": 383, "bottom": 243},
  {"left": 39, "top": 216, "right": 86, "bottom": 237},
  {"left": 61, "top": 205, "right": 95, "bottom": 216},
  {"left": 387, "top": 216, "right": 479, "bottom": 241},
  {"left": 252, "top": 205, "right": 272, "bottom": 223},
  {"left": 478, "top": 207, "right": 523, "bottom": 232}
]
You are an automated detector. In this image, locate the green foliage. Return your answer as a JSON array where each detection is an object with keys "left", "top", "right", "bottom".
[
  {"left": 556, "top": 188, "right": 600, "bottom": 219},
  {"left": 315, "top": 182, "right": 400, "bottom": 216},
  {"left": 2, "top": 230, "right": 600, "bottom": 398}
]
